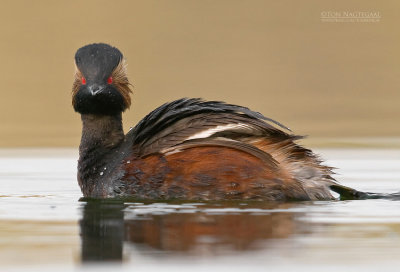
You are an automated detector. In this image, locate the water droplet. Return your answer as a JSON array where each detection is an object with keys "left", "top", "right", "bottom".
[
  {"left": 100, "top": 172, "right": 104, "bottom": 176},
  {"left": 104, "top": 167, "right": 107, "bottom": 170},
  {"left": 127, "top": 160, "right": 131, "bottom": 164}
]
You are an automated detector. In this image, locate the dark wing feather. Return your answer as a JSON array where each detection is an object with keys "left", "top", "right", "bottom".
[
  {"left": 128, "top": 98, "right": 292, "bottom": 158},
  {"left": 127, "top": 98, "right": 341, "bottom": 200}
]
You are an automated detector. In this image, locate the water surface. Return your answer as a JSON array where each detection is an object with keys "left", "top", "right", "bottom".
[{"left": 1, "top": 148, "right": 400, "bottom": 271}]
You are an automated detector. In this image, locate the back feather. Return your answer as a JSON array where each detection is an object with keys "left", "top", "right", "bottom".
[
  {"left": 127, "top": 98, "right": 338, "bottom": 200},
  {"left": 129, "top": 98, "right": 290, "bottom": 156}
]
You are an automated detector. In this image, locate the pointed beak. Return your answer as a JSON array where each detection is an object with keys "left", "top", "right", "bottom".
[{"left": 88, "top": 85, "right": 105, "bottom": 96}]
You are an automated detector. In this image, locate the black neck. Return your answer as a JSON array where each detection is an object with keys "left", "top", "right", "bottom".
[
  {"left": 80, "top": 114, "right": 124, "bottom": 152},
  {"left": 78, "top": 113, "right": 125, "bottom": 196}
]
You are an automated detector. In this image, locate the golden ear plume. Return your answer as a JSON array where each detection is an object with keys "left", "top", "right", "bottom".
[{"left": 111, "top": 58, "right": 133, "bottom": 109}]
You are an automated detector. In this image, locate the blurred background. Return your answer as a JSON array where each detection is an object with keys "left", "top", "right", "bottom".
[{"left": 0, "top": 0, "right": 398, "bottom": 147}]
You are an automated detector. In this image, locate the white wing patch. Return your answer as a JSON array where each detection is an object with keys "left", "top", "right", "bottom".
[
  {"left": 161, "top": 123, "right": 247, "bottom": 156},
  {"left": 185, "top": 124, "right": 245, "bottom": 141}
]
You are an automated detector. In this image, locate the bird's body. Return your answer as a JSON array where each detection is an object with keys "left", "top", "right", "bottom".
[{"left": 72, "top": 43, "right": 358, "bottom": 201}]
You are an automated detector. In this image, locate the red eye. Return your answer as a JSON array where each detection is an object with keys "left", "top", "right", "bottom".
[
  {"left": 81, "top": 77, "right": 86, "bottom": 85},
  {"left": 107, "top": 76, "right": 113, "bottom": 84}
]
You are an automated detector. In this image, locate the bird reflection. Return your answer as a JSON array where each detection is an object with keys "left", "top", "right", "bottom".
[
  {"left": 79, "top": 200, "right": 301, "bottom": 262},
  {"left": 80, "top": 200, "right": 126, "bottom": 261}
]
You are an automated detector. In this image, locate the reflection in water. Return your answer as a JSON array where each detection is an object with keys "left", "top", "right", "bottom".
[
  {"left": 80, "top": 201, "right": 126, "bottom": 261},
  {"left": 79, "top": 200, "right": 304, "bottom": 262},
  {"left": 125, "top": 210, "right": 295, "bottom": 252}
]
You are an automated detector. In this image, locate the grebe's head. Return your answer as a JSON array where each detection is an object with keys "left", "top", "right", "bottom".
[{"left": 72, "top": 43, "right": 132, "bottom": 115}]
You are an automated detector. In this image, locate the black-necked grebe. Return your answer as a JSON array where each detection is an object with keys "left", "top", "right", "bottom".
[{"left": 72, "top": 43, "right": 362, "bottom": 201}]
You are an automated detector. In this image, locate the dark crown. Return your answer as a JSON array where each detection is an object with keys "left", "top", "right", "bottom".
[
  {"left": 75, "top": 43, "right": 123, "bottom": 82},
  {"left": 72, "top": 43, "right": 132, "bottom": 115}
]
